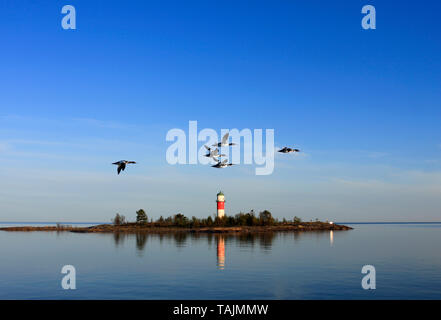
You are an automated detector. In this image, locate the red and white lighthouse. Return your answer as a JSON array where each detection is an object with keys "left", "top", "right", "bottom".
[{"left": 217, "top": 191, "right": 225, "bottom": 218}]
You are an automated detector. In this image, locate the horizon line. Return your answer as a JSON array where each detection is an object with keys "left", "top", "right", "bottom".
[{"left": 1, "top": 221, "right": 441, "bottom": 224}]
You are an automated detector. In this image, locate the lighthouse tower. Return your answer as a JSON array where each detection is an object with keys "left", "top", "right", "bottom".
[{"left": 216, "top": 191, "right": 225, "bottom": 218}]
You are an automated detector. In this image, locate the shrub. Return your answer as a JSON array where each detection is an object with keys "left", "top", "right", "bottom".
[{"left": 113, "top": 213, "right": 126, "bottom": 225}]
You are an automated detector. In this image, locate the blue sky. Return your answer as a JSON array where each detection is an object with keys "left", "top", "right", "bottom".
[{"left": 0, "top": 0, "right": 440, "bottom": 222}]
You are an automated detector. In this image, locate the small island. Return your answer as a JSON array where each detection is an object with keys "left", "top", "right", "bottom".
[{"left": 0, "top": 209, "right": 352, "bottom": 234}]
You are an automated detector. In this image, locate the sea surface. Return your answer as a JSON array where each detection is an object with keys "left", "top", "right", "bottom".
[{"left": 0, "top": 223, "right": 440, "bottom": 299}]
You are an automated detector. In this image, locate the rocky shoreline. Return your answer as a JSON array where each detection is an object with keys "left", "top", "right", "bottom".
[{"left": 0, "top": 222, "right": 352, "bottom": 234}]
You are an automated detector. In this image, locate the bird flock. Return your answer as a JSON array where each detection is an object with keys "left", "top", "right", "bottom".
[{"left": 112, "top": 132, "right": 300, "bottom": 175}]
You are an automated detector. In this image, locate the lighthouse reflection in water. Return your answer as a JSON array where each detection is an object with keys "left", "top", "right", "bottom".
[
  {"left": 112, "top": 230, "right": 338, "bottom": 270},
  {"left": 216, "top": 235, "right": 226, "bottom": 270}
]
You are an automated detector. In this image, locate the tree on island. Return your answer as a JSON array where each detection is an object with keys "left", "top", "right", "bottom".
[
  {"left": 259, "top": 210, "right": 274, "bottom": 226},
  {"left": 113, "top": 213, "right": 126, "bottom": 225},
  {"left": 110, "top": 209, "right": 307, "bottom": 228},
  {"left": 173, "top": 213, "right": 188, "bottom": 227},
  {"left": 136, "top": 209, "right": 148, "bottom": 224},
  {"left": 191, "top": 216, "right": 200, "bottom": 228}
]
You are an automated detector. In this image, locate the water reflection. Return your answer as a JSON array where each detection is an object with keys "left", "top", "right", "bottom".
[
  {"left": 6, "top": 224, "right": 441, "bottom": 299},
  {"left": 113, "top": 232, "right": 125, "bottom": 247},
  {"left": 258, "top": 233, "right": 274, "bottom": 251},
  {"left": 173, "top": 232, "right": 188, "bottom": 248},
  {"left": 111, "top": 231, "right": 338, "bottom": 268},
  {"left": 136, "top": 233, "right": 148, "bottom": 252},
  {"left": 216, "top": 235, "right": 225, "bottom": 270}
]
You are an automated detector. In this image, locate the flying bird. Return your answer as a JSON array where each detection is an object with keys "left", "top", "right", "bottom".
[
  {"left": 112, "top": 160, "right": 136, "bottom": 175},
  {"left": 204, "top": 145, "right": 226, "bottom": 160},
  {"left": 212, "top": 133, "right": 236, "bottom": 148},
  {"left": 211, "top": 158, "right": 235, "bottom": 168},
  {"left": 278, "top": 147, "right": 300, "bottom": 154}
]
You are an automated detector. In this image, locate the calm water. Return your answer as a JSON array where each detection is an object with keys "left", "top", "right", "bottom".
[
  {"left": 0, "top": 223, "right": 440, "bottom": 299},
  {"left": 0, "top": 222, "right": 105, "bottom": 228}
]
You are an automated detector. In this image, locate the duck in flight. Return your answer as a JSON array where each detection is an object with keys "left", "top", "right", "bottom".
[
  {"left": 211, "top": 158, "right": 235, "bottom": 168},
  {"left": 204, "top": 145, "right": 226, "bottom": 160},
  {"left": 212, "top": 133, "right": 236, "bottom": 148},
  {"left": 112, "top": 160, "right": 136, "bottom": 175},
  {"left": 278, "top": 147, "right": 300, "bottom": 154}
]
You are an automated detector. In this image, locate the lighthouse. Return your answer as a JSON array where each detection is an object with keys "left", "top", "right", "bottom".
[{"left": 216, "top": 191, "right": 225, "bottom": 218}]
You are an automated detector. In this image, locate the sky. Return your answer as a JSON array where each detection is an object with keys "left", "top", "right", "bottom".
[{"left": 0, "top": 0, "right": 440, "bottom": 222}]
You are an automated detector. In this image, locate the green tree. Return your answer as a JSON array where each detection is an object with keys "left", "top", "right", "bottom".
[
  {"left": 226, "top": 216, "right": 235, "bottom": 226},
  {"left": 259, "top": 210, "right": 274, "bottom": 226},
  {"left": 173, "top": 213, "right": 188, "bottom": 227},
  {"left": 136, "top": 209, "right": 148, "bottom": 224},
  {"left": 191, "top": 216, "right": 200, "bottom": 228},
  {"left": 214, "top": 216, "right": 226, "bottom": 226}
]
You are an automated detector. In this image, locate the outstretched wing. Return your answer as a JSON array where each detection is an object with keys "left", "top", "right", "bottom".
[
  {"left": 221, "top": 132, "right": 229, "bottom": 145},
  {"left": 117, "top": 163, "right": 126, "bottom": 175},
  {"left": 204, "top": 145, "right": 211, "bottom": 151}
]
